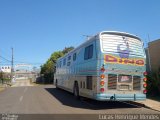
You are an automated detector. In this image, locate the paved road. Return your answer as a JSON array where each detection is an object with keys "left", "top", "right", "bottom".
[
  {"left": 12, "top": 79, "right": 33, "bottom": 87},
  {"left": 0, "top": 80, "right": 159, "bottom": 119}
]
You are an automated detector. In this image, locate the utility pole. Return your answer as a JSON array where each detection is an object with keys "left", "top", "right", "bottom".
[
  {"left": 11, "top": 47, "right": 14, "bottom": 80},
  {"left": 147, "top": 34, "right": 151, "bottom": 72}
]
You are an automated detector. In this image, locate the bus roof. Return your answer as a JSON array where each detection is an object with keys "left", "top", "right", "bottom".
[
  {"left": 100, "top": 31, "right": 141, "bottom": 41},
  {"left": 56, "top": 31, "right": 142, "bottom": 62}
]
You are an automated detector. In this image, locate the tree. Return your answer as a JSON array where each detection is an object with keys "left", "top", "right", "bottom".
[
  {"left": 50, "top": 51, "right": 64, "bottom": 64},
  {"left": 62, "top": 46, "right": 74, "bottom": 54},
  {"left": 40, "top": 52, "right": 62, "bottom": 83},
  {"left": 0, "top": 71, "right": 4, "bottom": 84},
  {"left": 147, "top": 68, "right": 160, "bottom": 96},
  {"left": 40, "top": 46, "right": 74, "bottom": 83}
]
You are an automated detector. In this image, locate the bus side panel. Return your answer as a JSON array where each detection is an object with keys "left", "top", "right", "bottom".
[{"left": 69, "top": 39, "right": 100, "bottom": 98}]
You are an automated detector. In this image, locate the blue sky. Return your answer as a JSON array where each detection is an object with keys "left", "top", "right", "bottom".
[{"left": 0, "top": 0, "right": 159, "bottom": 67}]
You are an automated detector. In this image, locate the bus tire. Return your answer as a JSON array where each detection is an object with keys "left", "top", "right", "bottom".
[{"left": 73, "top": 82, "right": 79, "bottom": 99}]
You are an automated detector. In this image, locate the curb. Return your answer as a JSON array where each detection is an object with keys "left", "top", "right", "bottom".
[
  {"left": 128, "top": 101, "right": 145, "bottom": 107},
  {"left": 129, "top": 101, "right": 160, "bottom": 112}
]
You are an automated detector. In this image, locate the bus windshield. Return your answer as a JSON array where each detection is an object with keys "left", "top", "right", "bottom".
[{"left": 101, "top": 34, "right": 145, "bottom": 57}]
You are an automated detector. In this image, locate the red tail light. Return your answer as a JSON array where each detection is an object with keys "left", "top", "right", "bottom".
[
  {"left": 100, "top": 81, "right": 105, "bottom": 86},
  {"left": 143, "top": 72, "right": 147, "bottom": 76},
  {"left": 101, "top": 67, "right": 105, "bottom": 72},
  {"left": 143, "top": 90, "right": 147, "bottom": 94},
  {"left": 143, "top": 77, "right": 147, "bottom": 82},
  {"left": 143, "top": 84, "right": 147, "bottom": 88},
  {"left": 100, "top": 74, "right": 105, "bottom": 79},
  {"left": 100, "top": 88, "right": 104, "bottom": 92}
]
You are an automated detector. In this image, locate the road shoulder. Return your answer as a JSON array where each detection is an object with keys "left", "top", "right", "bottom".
[
  {"left": 0, "top": 84, "right": 6, "bottom": 92},
  {"left": 137, "top": 98, "right": 160, "bottom": 112}
]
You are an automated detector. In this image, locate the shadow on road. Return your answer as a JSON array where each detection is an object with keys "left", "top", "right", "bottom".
[{"left": 45, "top": 88, "right": 140, "bottom": 110}]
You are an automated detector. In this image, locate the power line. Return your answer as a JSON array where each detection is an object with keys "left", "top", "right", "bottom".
[
  {"left": 14, "top": 61, "right": 43, "bottom": 65},
  {"left": 11, "top": 47, "right": 14, "bottom": 79},
  {"left": 0, "top": 63, "right": 11, "bottom": 65},
  {"left": 0, "top": 52, "right": 43, "bottom": 67},
  {"left": 0, "top": 48, "right": 11, "bottom": 59},
  {"left": 0, "top": 56, "right": 11, "bottom": 62}
]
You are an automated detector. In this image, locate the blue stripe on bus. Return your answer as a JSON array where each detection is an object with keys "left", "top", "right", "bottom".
[{"left": 94, "top": 93, "right": 146, "bottom": 101}]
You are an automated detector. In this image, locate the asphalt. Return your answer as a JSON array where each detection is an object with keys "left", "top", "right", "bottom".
[{"left": 0, "top": 80, "right": 159, "bottom": 120}]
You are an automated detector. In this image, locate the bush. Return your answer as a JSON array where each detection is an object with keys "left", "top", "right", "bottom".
[
  {"left": 147, "top": 71, "right": 160, "bottom": 96},
  {"left": 3, "top": 78, "right": 11, "bottom": 81},
  {"left": 44, "top": 72, "right": 54, "bottom": 84}
]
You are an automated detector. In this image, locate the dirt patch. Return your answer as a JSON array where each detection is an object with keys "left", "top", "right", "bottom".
[{"left": 0, "top": 87, "right": 5, "bottom": 92}]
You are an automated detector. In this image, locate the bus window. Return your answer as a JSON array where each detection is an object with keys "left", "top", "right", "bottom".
[
  {"left": 63, "top": 58, "right": 66, "bottom": 66},
  {"left": 84, "top": 44, "right": 93, "bottom": 60},
  {"left": 67, "top": 55, "right": 71, "bottom": 66},
  {"left": 67, "top": 62, "right": 71, "bottom": 66},
  {"left": 60, "top": 61, "right": 62, "bottom": 68},
  {"left": 68, "top": 56, "right": 71, "bottom": 61},
  {"left": 73, "top": 53, "right": 76, "bottom": 61}
]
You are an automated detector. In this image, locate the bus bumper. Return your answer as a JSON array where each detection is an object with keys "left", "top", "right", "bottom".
[{"left": 94, "top": 93, "right": 146, "bottom": 101}]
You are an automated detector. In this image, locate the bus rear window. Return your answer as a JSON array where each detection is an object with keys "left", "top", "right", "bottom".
[{"left": 101, "top": 34, "right": 145, "bottom": 57}]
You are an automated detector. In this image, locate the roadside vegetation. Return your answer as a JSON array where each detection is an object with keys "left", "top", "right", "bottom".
[
  {"left": 40, "top": 46, "right": 74, "bottom": 84},
  {"left": 147, "top": 68, "right": 160, "bottom": 98},
  {"left": 0, "top": 72, "right": 11, "bottom": 85}
]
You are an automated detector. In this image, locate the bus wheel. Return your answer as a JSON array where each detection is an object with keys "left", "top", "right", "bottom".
[{"left": 73, "top": 82, "right": 79, "bottom": 99}]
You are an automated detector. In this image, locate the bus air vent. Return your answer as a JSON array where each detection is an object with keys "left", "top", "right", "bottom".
[
  {"left": 108, "top": 74, "right": 117, "bottom": 90},
  {"left": 133, "top": 76, "right": 141, "bottom": 90}
]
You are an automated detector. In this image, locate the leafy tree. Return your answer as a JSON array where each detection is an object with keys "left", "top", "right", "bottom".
[
  {"left": 40, "top": 46, "right": 74, "bottom": 83},
  {"left": 62, "top": 46, "right": 74, "bottom": 54},
  {"left": 50, "top": 51, "right": 64, "bottom": 64},
  {"left": 0, "top": 72, "right": 3, "bottom": 84},
  {"left": 147, "top": 68, "right": 160, "bottom": 96}
]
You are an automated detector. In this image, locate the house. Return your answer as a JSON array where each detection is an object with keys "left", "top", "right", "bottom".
[
  {"left": 146, "top": 39, "right": 160, "bottom": 72},
  {"left": 0, "top": 66, "right": 11, "bottom": 73}
]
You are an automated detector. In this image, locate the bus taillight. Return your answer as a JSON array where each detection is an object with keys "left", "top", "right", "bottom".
[
  {"left": 100, "top": 88, "right": 104, "bottom": 92},
  {"left": 101, "top": 67, "right": 105, "bottom": 72},
  {"left": 100, "top": 74, "right": 105, "bottom": 79},
  {"left": 143, "top": 83, "right": 147, "bottom": 88},
  {"left": 100, "top": 81, "right": 105, "bottom": 86},
  {"left": 100, "top": 64, "right": 105, "bottom": 72},
  {"left": 143, "top": 89, "right": 147, "bottom": 94},
  {"left": 143, "top": 77, "right": 147, "bottom": 82},
  {"left": 143, "top": 71, "right": 147, "bottom": 76}
]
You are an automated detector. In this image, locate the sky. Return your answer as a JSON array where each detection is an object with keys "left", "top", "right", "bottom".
[{"left": 0, "top": 0, "right": 159, "bottom": 68}]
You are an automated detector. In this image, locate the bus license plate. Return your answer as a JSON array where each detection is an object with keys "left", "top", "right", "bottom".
[{"left": 119, "top": 85, "right": 129, "bottom": 90}]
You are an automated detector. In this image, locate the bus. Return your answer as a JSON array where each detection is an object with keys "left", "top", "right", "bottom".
[{"left": 54, "top": 31, "right": 147, "bottom": 101}]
